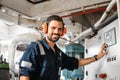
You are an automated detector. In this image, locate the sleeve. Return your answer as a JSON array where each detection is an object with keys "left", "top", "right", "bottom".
[
  {"left": 19, "top": 42, "right": 40, "bottom": 78},
  {"left": 62, "top": 53, "right": 78, "bottom": 70}
]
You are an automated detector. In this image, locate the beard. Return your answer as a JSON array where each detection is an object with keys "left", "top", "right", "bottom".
[{"left": 47, "top": 33, "right": 60, "bottom": 42}]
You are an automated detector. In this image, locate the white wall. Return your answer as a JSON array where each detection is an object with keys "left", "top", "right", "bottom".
[{"left": 84, "top": 19, "right": 120, "bottom": 80}]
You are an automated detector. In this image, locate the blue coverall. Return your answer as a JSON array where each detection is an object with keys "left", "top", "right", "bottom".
[{"left": 19, "top": 38, "right": 78, "bottom": 80}]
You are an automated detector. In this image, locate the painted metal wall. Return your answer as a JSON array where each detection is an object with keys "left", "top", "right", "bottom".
[{"left": 84, "top": 19, "right": 120, "bottom": 80}]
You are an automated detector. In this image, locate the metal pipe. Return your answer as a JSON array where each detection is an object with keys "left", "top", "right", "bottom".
[
  {"left": 71, "top": 28, "right": 93, "bottom": 42},
  {"left": 93, "top": 12, "right": 117, "bottom": 31},
  {"left": 71, "top": 0, "right": 116, "bottom": 42},
  {"left": 8, "top": 33, "right": 41, "bottom": 80},
  {"left": 94, "top": 0, "right": 116, "bottom": 27},
  {"left": 116, "top": 0, "right": 120, "bottom": 36}
]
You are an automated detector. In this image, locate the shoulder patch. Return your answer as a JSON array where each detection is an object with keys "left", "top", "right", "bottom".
[
  {"left": 21, "top": 61, "right": 32, "bottom": 68},
  {"left": 36, "top": 41, "right": 45, "bottom": 55}
]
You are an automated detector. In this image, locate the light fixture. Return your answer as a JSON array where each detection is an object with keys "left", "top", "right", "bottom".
[{"left": 26, "top": 0, "right": 50, "bottom": 4}]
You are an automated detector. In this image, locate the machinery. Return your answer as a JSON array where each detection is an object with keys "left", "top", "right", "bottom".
[
  {"left": 84, "top": 18, "right": 120, "bottom": 80},
  {"left": 0, "top": 55, "right": 10, "bottom": 80},
  {"left": 62, "top": 43, "right": 84, "bottom": 80}
]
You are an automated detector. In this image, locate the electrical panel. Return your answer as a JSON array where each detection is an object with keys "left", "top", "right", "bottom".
[{"left": 84, "top": 19, "right": 120, "bottom": 80}]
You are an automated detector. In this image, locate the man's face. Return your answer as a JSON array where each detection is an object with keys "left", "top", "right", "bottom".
[{"left": 47, "top": 20, "right": 63, "bottom": 42}]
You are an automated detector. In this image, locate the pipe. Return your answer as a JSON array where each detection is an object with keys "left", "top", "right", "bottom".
[
  {"left": 116, "top": 0, "right": 120, "bottom": 37},
  {"left": 61, "top": 7, "right": 108, "bottom": 18},
  {"left": 94, "top": 0, "right": 116, "bottom": 27},
  {"left": 8, "top": 33, "right": 42, "bottom": 80},
  {"left": 71, "top": 28, "right": 93, "bottom": 42},
  {"left": 93, "top": 12, "right": 117, "bottom": 31},
  {"left": 71, "top": 0, "right": 117, "bottom": 42}
]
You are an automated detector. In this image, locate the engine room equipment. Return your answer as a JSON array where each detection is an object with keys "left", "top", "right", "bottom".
[
  {"left": 0, "top": 55, "right": 10, "bottom": 80},
  {"left": 99, "top": 73, "right": 107, "bottom": 79},
  {"left": 84, "top": 18, "right": 120, "bottom": 80},
  {"left": 62, "top": 43, "right": 84, "bottom": 80}
]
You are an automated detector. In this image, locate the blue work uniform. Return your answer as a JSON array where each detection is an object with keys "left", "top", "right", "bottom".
[{"left": 19, "top": 38, "right": 78, "bottom": 80}]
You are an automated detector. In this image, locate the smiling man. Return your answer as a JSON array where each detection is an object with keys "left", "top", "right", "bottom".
[{"left": 19, "top": 15, "right": 108, "bottom": 80}]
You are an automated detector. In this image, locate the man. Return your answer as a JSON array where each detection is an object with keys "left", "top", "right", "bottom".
[{"left": 19, "top": 15, "right": 108, "bottom": 80}]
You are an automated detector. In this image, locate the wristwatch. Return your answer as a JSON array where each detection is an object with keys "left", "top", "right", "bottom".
[{"left": 94, "top": 55, "right": 98, "bottom": 61}]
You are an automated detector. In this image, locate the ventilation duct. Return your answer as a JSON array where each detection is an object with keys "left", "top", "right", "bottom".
[{"left": 26, "top": 0, "right": 50, "bottom": 4}]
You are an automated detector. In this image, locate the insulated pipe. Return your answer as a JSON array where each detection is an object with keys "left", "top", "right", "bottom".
[
  {"left": 93, "top": 12, "right": 117, "bottom": 31},
  {"left": 71, "top": 28, "right": 93, "bottom": 42},
  {"left": 116, "top": 0, "right": 120, "bottom": 35},
  {"left": 8, "top": 33, "right": 42, "bottom": 80},
  {"left": 71, "top": 13, "right": 117, "bottom": 43},
  {"left": 8, "top": 33, "right": 41, "bottom": 68},
  {"left": 116, "top": 0, "right": 120, "bottom": 45},
  {"left": 94, "top": 0, "right": 116, "bottom": 27},
  {"left": 71, "top": 0, "right": 116, "bottom": 42}
]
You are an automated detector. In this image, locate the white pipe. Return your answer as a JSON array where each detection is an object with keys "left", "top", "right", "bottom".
[
  {"left": 8, "top": 33, "right": 42, "bottom": 80},
  {"left": 116, "top": 0, "right": 120, "bottom": 34},
  {"left": 71, "top": 28, "right": 93, "bottom": 42},
  {"left": 8, "top": 33, "right": 42, "bottom": 68},
  {"left": 71, "top": 0, "right": 116, "bottom": 42},
  {"left": 94, "top": 0, "right": 116, "bottom": 27}
]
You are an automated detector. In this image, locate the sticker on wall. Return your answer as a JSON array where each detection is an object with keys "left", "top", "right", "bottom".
[{"left": 104, "top": 27, "right": 116, "bottom": 47}]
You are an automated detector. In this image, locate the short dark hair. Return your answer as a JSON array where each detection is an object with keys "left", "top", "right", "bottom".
[{"left": 46, "top": 15, "right": 64, "bottom": 27}]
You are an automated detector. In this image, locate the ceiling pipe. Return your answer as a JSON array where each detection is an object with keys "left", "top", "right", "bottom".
[
  {"left": 94, "top": 0, "right": 116, "bottom": 27},
  {"left": 61, "top": 5, "right": 116, "bottom": 18},
  {"left": 61, "top": 7, "right": 107, "bottom": 18},
  {"left": 93, "top": 12, "right": 117, "bottom": 31},
  {"left": 71, "top": 0, "right": 116, "bottom": 42},
  {"left": 0, "top": 10, "right": 37, "bottom": 27}
]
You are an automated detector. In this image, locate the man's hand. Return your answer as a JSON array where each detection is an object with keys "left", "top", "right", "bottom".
[{"left": 97, "top": 43, "right": 108, "bottom": 59}]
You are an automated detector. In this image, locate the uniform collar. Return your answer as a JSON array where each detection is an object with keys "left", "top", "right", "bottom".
[
  {"left": 41, "top": 38, "right": 50, "bottom": 50},
  {"left": 41, "top": 38, "right": 60, "bottom": 52}
]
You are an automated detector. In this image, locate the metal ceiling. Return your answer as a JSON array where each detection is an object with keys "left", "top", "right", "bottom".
[
  {"left": 0, "top": 0, "right": 116, "bottom": 47},
  {"left": 0, "top": 0, "right": 110, "bottom": 18},
  {"left": 0, "top": 0, "right": 112, "bottom": 29}
]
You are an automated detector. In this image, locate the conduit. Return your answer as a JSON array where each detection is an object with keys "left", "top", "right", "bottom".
[{"left": 71, "top": 0, "right": 116, "bottom": 42}]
